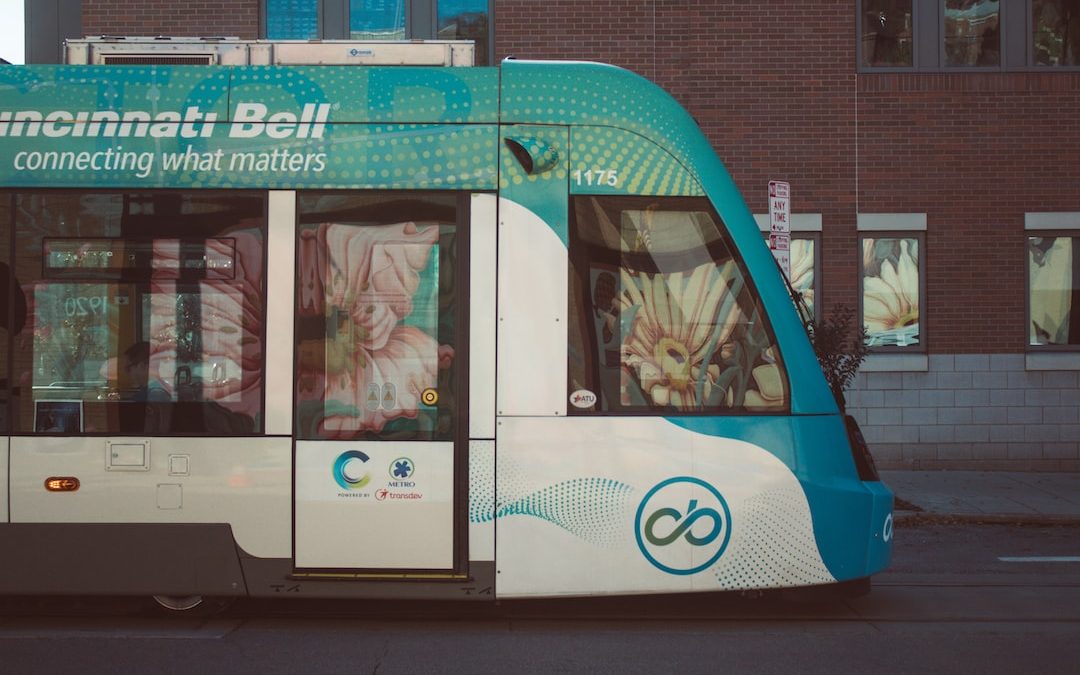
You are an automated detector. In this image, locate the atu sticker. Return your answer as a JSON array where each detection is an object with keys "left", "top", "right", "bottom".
[{"left": 569, "top": 389, "right": 597, "bottom": 409}]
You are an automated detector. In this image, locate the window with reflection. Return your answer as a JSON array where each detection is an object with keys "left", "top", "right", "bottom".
[
  {"left": 266, "top": 0, "right": 319, "bottom": 39},
  {"left": 438, "top": 0, "right": 489, "bottom": 65},
  {"left": 13, "top": 192, "right": 266, "bottom": 435},
  {"left": 1035, "top": 0, "right": 1080, "bottom": 66},
  {"left": 789, "top": 237, "right": 817, "bottom": 320},
  {"left": 763, "top": 233, "right": 818, "bottom": 321},
  {"left": 860, "top": 235, "right": 922, "bottom": 349},
  {"left": 568, "top": 196, "right": 789, "bottom": 415},
  {"left": 0, "top": 194, "right": 16, "bottom": 434},
  {"left": 295, "top": 192, "right": 463, "bottom": 441},
  {"left": 945, "top": 0, "right": 1000, "bottom": 67},
  {"left": 861, "top": 0, "right": 914, "bottom": 67},
  {"left": 1029, "top": 235, "right": 1080, "bottom": 347},
  {"left": 351, "top": 0, "right": 406, "bottom": 40}
]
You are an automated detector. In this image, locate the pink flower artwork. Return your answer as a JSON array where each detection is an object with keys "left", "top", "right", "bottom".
[{"left": 298, "top": 221, "right": 453, "bottom": 438}]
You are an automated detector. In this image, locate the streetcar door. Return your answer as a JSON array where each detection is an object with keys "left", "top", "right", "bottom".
[{"left": 292, "top": 192, "right": 468, "bottom": 572}]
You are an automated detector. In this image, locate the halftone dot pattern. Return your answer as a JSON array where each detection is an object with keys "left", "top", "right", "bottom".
[
  {"left": 570, "top": 126, "right": 703, "bottom": 197},
  {"left": 495, "top": 477, "right": 635, "bottom": 548},
  {"left": 498, "top": 126, "right": 568, "bottom": 190},
  {"left": 711, "top": 487, "right": 835, "bottom": 589},
  {"left": 503, "top": 63, "right": 708, "bottom": 192},
  {"left": 469, "top": 453, "right": 529, "bottom": 524},
  {"left": 229, "top": 67, "right": 498, "bottom": 124},
  {"left": 467, "top": 446, "right": 495, "bottom": 526},
  {"left": 191, "top": 123, "right": 500, "bottom": 190},
  {"left": 468, "top": 454, "right": 634, "bottom": 547}
]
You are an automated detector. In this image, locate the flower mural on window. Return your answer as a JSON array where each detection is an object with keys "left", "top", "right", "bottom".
[
  {"left": 296, "top": 221, "right": 455, "bottom": 438},
  {"left": 618, "top": 262, "right": 740, "bottom": 408},
  {"left": 1029, "top": 236, "right": 1078, "bottom": 346},
  {"left": 862, "top": 237, "right": 920, "bottom": 348},
  {"left": 570, "top": 195, "right": 789, "bottom": 414},
  {"left": 789, "top": 237, "right": 815, "bottom": 318},
  {"left": 610, "top": 261, "right": 785, "bottom": 412}
]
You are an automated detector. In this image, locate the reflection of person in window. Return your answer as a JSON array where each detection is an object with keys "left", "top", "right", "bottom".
[
  {"left": 123, "top": 341, "right": 169, "bottom": 402},
  {"left": 43, "top": 412, "right": 65, "bottom": 432},
  {"left": 868, "top": 9, "right": 905, "bottom": 67}
]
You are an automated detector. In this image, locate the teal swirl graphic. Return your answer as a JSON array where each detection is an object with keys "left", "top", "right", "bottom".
[{"left": 471, "top": 477, "right": 634, "bottom": 547}]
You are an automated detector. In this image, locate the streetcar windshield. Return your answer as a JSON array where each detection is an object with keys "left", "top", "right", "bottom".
[{"left": 568, "top": 195, "right": 789, "bottom": 414}]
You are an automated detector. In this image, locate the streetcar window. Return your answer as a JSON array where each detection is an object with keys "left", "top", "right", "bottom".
[
  {"left": 568, "top": 195, "right": 789, "bottom": 414},
  {"left": 12, "top": 192, "right": 266, "bottom": 435},
  {"left": 294, "top": 192, "right": 462, "bottom": 441},
  {"left": 0, "top": 193, "right": 13, "bottom": 433}
]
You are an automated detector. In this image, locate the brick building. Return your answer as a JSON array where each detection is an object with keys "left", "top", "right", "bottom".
[{"left": 22, "top": 0, "right": 1080, "bottom": 470}]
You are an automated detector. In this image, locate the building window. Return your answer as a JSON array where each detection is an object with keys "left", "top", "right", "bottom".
[
  {"left": 568, "top": 195, "right": 789, "bottom": 414},
  {"left": 857, "top": 214, "right": 926, "bottom": 352},
  {"left": 858, "top": 0, "right": 1080, "bottom": 70},
  {"left": 1029, "top": 235, "right": 1079, "bottom": 347},
  {"left": 267, "top": 0, "right": 319, "bottom": 40},
  {"left": 944, "top": 0, "right": 1000, "bottom": 67},
  {"left": 1034, "top": 0, "right": 1080, "bottom": 66},
  {"left": 860, "top": 235, "right": 923, "bottom": 349},
  {"left": 1028, "top": 234, "right": 1080, "bottom": 348},
  {"left": 861, "top": 0, "right": 914, "bottom": 68},
  {"left": 1026, "top": 213, "right": 1080, "bottom": 353},
  {"left": 351, "top": 0, "right": 406, "bottom": 40},
  {"left": 756, "top": 215, "right": 821, "bottom": 322},
  {"left": 264, "top": 0, "right": 493, "bottom": 65},
  {"left": 438, "top": 0, "right": 490, "bottom": 62},
  {"left": 789, "top": 236, "right": 819, "bottom": 320}
]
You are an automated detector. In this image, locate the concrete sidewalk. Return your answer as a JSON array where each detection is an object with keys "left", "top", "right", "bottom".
[{"left": 881, "top": 470, "right": 1080, "bottom": 525}]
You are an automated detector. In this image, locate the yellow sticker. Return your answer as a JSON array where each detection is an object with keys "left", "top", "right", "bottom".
[{"left": 421, "top": 388, "right": 439, "bottom": 406}]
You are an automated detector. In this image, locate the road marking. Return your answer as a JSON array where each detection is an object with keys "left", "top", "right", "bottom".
[{"left": 998, "top": 556, "right": 1080, "bottom": 563}]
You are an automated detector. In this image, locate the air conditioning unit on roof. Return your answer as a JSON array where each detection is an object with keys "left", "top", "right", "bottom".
[{"left": 64, "top": 37, "right": 475, "bottom": 66}]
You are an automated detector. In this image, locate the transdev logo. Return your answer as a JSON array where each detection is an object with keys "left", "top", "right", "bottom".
[
  {"left": 333, "top": 450, "right": 371, "bottom": 490},
  {"left": 634, "top": 476, "right": 732, "bottom": 575}
]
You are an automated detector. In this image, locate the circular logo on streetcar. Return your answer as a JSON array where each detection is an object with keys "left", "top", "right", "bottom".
[
  {"left": 634, "top": 476, "right": 732, "bottom": 575},
  {"left": 390, "top": 457, "right": 415, "bottom": 480},
  {"left": 421, "top": 388, "right": 439, "bottom": 406},
  {"left": 333, "top": 450, "right": 371, "bottom": 490}
]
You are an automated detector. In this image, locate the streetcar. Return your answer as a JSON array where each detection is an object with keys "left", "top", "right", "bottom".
[{"left": 0, "top": 45, "right": 892, "bottom": 611}]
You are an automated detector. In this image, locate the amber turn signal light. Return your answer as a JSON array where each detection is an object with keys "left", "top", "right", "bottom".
[{"left": 44, "top": 477, "right": 80, "bottom": 492}]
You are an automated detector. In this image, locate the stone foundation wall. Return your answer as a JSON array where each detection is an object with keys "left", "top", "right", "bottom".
[{"left": 847, "top": 355, "right": 1080, "bottom": 471}]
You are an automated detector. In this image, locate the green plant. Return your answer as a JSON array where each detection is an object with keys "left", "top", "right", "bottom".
[{"left": 806, "top": 304, "right": 870, "bottom": 410}]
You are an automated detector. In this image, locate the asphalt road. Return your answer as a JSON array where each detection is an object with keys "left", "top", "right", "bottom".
[{"left": 0, "top": 523, "right": 1077, "bottom": 674}]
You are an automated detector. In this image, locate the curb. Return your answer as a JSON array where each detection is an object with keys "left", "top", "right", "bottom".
[{"left": 894, "top": 511, "right": 1080, "bottom": 526}]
